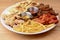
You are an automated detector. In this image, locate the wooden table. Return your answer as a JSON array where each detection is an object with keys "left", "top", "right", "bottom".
[{"left": 0, "top": 0, "right": 60, "bottom": 40}]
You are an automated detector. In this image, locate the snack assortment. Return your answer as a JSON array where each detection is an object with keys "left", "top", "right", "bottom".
[{"left": 2, "top": 1, "right": 58, "bottom": 33}]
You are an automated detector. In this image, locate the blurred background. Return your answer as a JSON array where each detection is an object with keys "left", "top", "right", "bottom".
[{"left": 0, "top": 0, "right": 60, "bottom": 40}]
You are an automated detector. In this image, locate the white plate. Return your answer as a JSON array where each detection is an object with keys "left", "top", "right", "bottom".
[{"left": 0, "top": 2, "right": 59, "bottom": 35}]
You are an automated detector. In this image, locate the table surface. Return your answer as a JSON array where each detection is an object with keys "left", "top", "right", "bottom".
[{"left": 0, "top": 0, "right": 60, "bottom": 40}]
